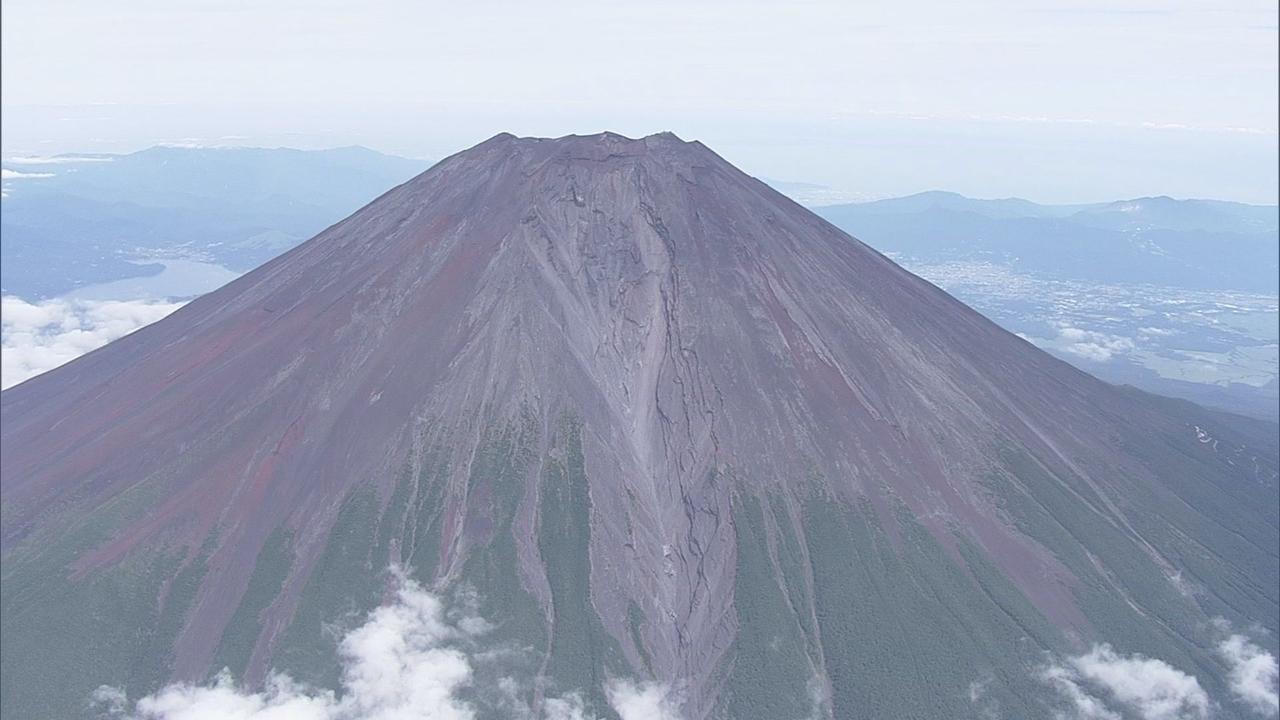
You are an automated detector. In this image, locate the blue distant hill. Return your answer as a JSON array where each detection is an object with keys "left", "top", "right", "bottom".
[
  {"left": 816, "top": 191, "right": 1279, "bottom": 293},
  {"left": 1, "top": 145, "right": 430, "bottom": 298}
]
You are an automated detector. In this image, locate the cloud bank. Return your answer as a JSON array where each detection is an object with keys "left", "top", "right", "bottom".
[
  {"left": 94, "top": 568, "right": 679, "bottom": 720},
  {"left": 1, "top": 295, "right": 183, "bottom": 389},
  {"left": 1049, "top": 327, "right": 1137, "bottom": 363},
  {"left": 605, "top": 680, "right": 682, "bottom": 720},
  {"left": 1041, "top": 644, "right": 1208, "bottom": 720},
  {"left": 1219, "top": 633, "right": 1279, "bottom": 717},
  {"left": 1, "top": 168, "right": 55, "bottom": 179},
  {"left": 3, "top": 155, "right": 113, "bottom": 165}
]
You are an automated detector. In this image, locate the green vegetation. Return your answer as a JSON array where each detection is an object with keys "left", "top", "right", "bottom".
[
  {"left": 273, "top": 490, "right": 384, "bottom": 688},
  {"left": 211, "top": 527, "right": 295, "bottom": 680},
  {"left": 985, "top": 445, "right": 1278, "bottom": 700},
  {"left": 1114, "top": 427, "right": 1279, "bottom": 635},
  {"left": 0, "top": 477, "right": 196, "bottom": 720},
  {"left": 537, "top": 416, "right": 626, "bottom": 718},
  {"left": 458, "top": 415, "right": 546, "bottom": 648},
  {"left": 725, "top": 492, "right": 815, "bottom": 719},
  {"left": 126, "top": 536, "right": 215, "bottom": 692},
  {"left": 800, "top": 493, "right": 1057, "bottom": 719},
  {"left": 402, "top": 449, "right": 451, "bottom": 585},
  {"left": 627, "top": 600, "right": 653, "bottom": 674},
  {"left": 989, "top": 450, "right": 1201, "bottom": 661},
  {"left": 769, "top": 494, "right": 817, "bottom": 646}
]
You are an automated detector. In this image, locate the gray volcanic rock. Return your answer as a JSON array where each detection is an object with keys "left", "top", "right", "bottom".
[{"left": 2, "top": 132, "right": 1277, "bottom": 719}]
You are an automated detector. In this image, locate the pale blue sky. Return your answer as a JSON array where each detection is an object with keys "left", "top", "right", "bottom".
[{"left": 2, "top": 0, "right": 1277, "bottom": 203}]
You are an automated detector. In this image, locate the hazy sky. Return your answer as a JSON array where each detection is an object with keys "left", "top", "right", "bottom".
[{"left": 2, "top": 0, "right": 1277, "bottom": 203}]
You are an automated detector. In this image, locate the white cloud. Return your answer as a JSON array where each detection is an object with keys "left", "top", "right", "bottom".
[
  {"left": 1021, "top": 326, "right": 1138, "bottom": 363},
  {"left": 967, "top": 675, "right": 1003, "bottom": 720},
  {"left": 1041, "top": 644, "right": 1208, "bottom": 720},
  {"left": 2, "top": 296, "right": 184, "bottom": 389},
  {"left": 329, "top": 571, "right": 475, "bottom": 720},
  {"left": 1054, "top": 327, "right": 1136, "bottom": 362},
  {"left": 129, "top": 674, "right": 336, "bottom": 720},
  {"left": 1040, "top": 663, "right": 1122, "bottom": 720},
  {"left": 3, "top": 154, "right": 113, "bottom": 165},
  {"left": 1219, "top": 634, "right": 1279, "bottom": 717},
  {"left": 605, "top": 680, "right": 682, "bottom": 720},
  {"left": 95, "top": 567, "right": 679, "bottom": 720},
  {"left": 1072, "top": 645, "right": 1208, "bottom": 720},
  {"left": 1, "top": 168, "right": 55, "bottom": 179},
  {"left": 543, "top": 695, "right": 594, "bottom": 720}
]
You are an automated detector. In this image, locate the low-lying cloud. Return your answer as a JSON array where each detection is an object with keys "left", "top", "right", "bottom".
[
  {"left": 605, "top": 680, "right": 682, "bottom": 720},
  {"left": 4, "top": 154, "right": 113, "bottom": 165},
  {"left": 94, "top": 567, "right": 680, "bottom": 720},
  {"left": 1219, "top": 633, "right": 1279, "bottom": 717},
  {"left": 966, "top": 676, "right": 1002, "bottom": 720},
  {"left": 0, "top": 167, "right": 57, "bottom": 198},
  {"left": 1040, "top": 644, "right": 1208, "bottom": 720},
  {"left": 1050, "top": 327, "right": 1137, "bottom": 362},
  {"left": 1, "top": 295, "right": 183, "bottom": 389},
  {"left": 1, "top": 168, "right": 55, "bottom": 179}
]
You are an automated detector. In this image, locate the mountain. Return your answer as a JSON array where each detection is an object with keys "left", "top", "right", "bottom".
[
  {"left": 827, "top": 190, "right": 1092, "bottom": 219},
  {"left": 822, "top": 191, "right": 1280, "bottom": 235},
  {"left": 815, "top": 193, "right": 1280, "bottom": 423},
  {"left": 1, "top": 145, "right": 430, "bottom": 298},
  {"left": 1068, "top": 196, "right": 1280, "bottom": 234},
  {"left": 2, "top": 133, "right": 1277, "bottom": 719},
  {"left": 816, "top": 193, "right": 1280, "bottom": 293}
]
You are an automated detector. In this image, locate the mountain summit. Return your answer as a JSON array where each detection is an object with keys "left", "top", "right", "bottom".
[{"left": 2, "top": 132, "right": 1277, "bottom": 719}]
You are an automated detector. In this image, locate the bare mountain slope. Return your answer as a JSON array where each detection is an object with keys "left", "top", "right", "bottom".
[{"left": 2, "top": 132, "right": 1276, "bottom": 719}]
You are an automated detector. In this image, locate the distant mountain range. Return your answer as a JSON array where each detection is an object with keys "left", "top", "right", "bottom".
[
  {"left": 1, "top": 146, "right": 430, "bottom": 298},
  {"left": 816, "top": 190, "right": 1279, "bottom": 293},
  {"left": 826, "top": 189, "right": 1278, "bottom": 229}
]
